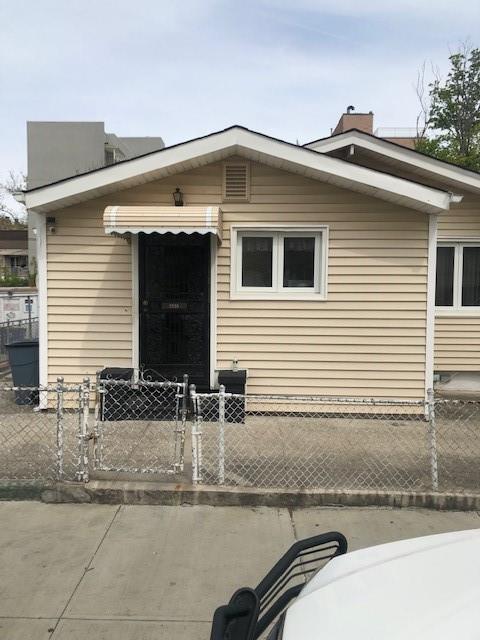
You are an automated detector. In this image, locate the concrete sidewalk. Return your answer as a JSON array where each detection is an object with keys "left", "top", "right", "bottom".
[{"left": 0, "top": 503, "right": 479, "bottom": 640}]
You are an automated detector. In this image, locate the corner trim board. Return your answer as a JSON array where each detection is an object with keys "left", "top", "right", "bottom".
[
  {"left": 37, "top": 213, "right": 48, "bottom": 406},
  {"left": 131, "top": 235, "right": 139, "bottom": 372},
  {"left": 210, "top": 234, "right": 218, "bottom": 389}
]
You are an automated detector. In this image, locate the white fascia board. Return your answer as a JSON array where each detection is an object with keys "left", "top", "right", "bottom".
[
  {"left": 234, "top": 131, "right": 452, "bottom": 213},
  {"left": 25, "top": 127, "right": 453, "bottom": 214},
  {"left": 307, "top": 131, "right": 480, "bottom": 193}
]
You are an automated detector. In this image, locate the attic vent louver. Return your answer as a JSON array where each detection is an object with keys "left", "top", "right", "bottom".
[{"left": 223, "top": 162, "right": 250, "bottom": 201}]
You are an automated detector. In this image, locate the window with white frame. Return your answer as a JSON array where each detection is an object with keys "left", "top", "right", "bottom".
[
  {"left": 233, "top": 228, "right": 327, "bottom": 298},
  {"left": 436, "top": 242, "right": 480, "bottom": 309}
]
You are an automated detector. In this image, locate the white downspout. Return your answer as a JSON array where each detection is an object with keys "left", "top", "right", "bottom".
[{"left": 425, "top": 213, "right": 438, "bottom": 403}]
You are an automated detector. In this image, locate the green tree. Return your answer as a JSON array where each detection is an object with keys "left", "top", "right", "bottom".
[
  {"left": 0, "top": 170, "right": 27, "bottom": 228},
  {"left": 416, "top": 46, "right": 480, "bottom": 171}
]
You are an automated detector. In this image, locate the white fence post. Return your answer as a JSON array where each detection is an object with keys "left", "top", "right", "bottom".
[
  {"left": 427, "top": 388, "right": 439, "bottom": 491},
  {"left": 190, "top": 384, "right": 202, "bottom": 484},
  {"left": 92, "top": 372, "right": 103, "bottom": 471},
  {"left": 76, "top": 377, "right": 90, "bottom": 482},
  {"left": 174, "top": 374, "right": 189, "bottom": 473},
  {"left": 218, "top": 384, "right": 226, "bottom": 484},
  {"left": 56, "top": 377, "right": 64, "bottom": 480}
]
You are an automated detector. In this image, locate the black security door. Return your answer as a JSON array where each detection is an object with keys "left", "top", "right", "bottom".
[{"left": 139, "top": 233, "right": 210, "bottom": 389}]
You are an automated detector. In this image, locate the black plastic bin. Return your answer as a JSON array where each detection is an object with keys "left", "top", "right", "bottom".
[
  {"left": 99, "top": 367, "right": 178, "bottom": 421},
  {"left": 99, "top": 367, "right": 134, "bottom": 421},
  {"left": 100, "top": 367, "right": 134, "bottom": 382},
  {"left": 6, "top": 339, "right": 39, "bottom": 405},
  {"left": 217, "top": 369, "right": 247, "bottom": 424}
]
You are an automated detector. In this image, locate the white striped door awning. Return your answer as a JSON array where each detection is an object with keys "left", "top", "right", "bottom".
[{"left": 103, "top": 206, "right": 223, "bottom": 242}]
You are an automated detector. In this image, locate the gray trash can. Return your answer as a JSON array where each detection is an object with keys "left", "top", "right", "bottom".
[{"left": 6, "top": 340, "right": 39, "bottom": 405}]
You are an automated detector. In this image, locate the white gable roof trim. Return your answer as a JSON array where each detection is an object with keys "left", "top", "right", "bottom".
[
  {"left": 305, "top": 129, "right": 480, "bottom": 193},
  {"left": 25, "top": 126, "right": 459, "bottom": 214}
]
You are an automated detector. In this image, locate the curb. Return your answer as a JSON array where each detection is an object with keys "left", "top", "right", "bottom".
[
  {"left": 2, "top": 480, "right": 479, "bottom": 511},
  {"left": 0, "top": 480, "right": 47, "bottom": 501},
  {"left": 25, "top": 480, "right": 480, "bottom": 511}
]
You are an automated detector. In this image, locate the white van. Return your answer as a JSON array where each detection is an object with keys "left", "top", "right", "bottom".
[{"left": 210, "top": 529, "right": 480, "bottom": 640}]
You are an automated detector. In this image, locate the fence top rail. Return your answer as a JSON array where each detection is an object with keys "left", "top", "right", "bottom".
[
  {"left": 2, "top": 384, "right": 83, "bottom": 393},
  {"left": 98, "top": 378, "right": 184, "bottom": 390},
  {"left": 1, "top": 380, "right": 186, "bottom": 394},
  {"left": 434, "top": 397, "right": 480, "bottom": 405},
  {"left": 0, "top": 317, "right": 38, "bottom": 328},
  {"left": 192, "top": 391, "right": 426, "bottom": 407}
]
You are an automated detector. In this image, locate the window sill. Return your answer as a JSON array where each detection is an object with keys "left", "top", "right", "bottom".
[
  {"left": 230, "top": 293, "right": 327, "bottom": 301},
  {"left": 435, "top": 308, "right": 480, "bottom": 317}
]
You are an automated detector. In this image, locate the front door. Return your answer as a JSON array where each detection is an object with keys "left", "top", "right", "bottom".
[{"left": 139, "top": 233, "right": 211, "bottom": 389}]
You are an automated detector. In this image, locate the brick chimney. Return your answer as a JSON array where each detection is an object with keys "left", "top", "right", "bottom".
[{"left": 333, "top": 108, "right": 374, "bottom": 135}]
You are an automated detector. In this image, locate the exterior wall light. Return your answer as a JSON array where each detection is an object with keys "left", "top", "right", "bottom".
[
  {"left": 46, "top": 216, "right": 57, "bottom": 234},
  {"left": 173, "top": 187, "right": 184, "bottom": 206}
]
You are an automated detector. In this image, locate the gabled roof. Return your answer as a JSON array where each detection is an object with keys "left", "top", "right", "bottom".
[
  {"left": 304, "top": 128, "right": 480, "bottom": 194},
  {"left": 25, "top": 125, "right": 459, "bottom": 214}
]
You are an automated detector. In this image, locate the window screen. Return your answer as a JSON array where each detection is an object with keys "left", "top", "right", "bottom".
[
  {"left": 435, "top": 246, "right": 455, "bottom": 306},
  {"left": 241, "top": 236, "right": 273, "bottom": 287},
  {"left": 462, "top": 246, "right": 480, "bottom": 306},
  {"left": 283, "top": 237, "right": 315, "bottom": 288}
]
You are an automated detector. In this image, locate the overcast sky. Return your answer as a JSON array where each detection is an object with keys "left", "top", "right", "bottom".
[{"left": 1, "top": 0, "right": 480, "bottom": 181}]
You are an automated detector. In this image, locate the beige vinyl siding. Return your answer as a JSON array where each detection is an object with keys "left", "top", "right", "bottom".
[
  {"left": 338, "top": 149, "right": 480, "bottom": 375},
  {"left": 217, "top": 163, "right": 428, "bottom": 398},
  {"left": 47, "top": 209, "right": 133, "bottom": 384},
  {"left": 437, "top": 195, "right": 480, "bottom": 238},
  {"left": 435, "top": 316, "right": 480, "bottom": 371},
  {"left": 434, "top": 196, "right": 480, "bottom": 372},
  {"left": 46, "top": 159, "right": 428, "bottom": 398},
  {"left": 46, "top": 163, "right": 223, "bottom": 385}
]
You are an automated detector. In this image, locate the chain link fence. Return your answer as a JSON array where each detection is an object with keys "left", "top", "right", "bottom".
[
  {"left": 0, "top": 380, "right": 84, "bottom": 482},
  {"left": 433, "top": 399, "right": 480, "bottom": 492},
  {"left": 190, "top": 386, "right": 480, "bottom": 494},
  {"left": 0, "top": 376, "right": 479, "bottom": 495},
  {"left": 0, "top": 375, "right": 189, "bottom": 483}
]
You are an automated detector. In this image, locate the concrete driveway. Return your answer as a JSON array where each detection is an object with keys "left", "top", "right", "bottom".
[{"left": 0, "top": 502, "right": 479, "bottom": 639}]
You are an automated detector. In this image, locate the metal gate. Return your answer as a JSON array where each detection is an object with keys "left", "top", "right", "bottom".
[
  {"left": 92, "top": 374, "right": 189, "bottom": 475},
  {"left": 139, "top": 233, "right": 211, "bottom": 389}
]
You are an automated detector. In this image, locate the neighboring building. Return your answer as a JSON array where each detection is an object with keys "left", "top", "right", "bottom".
[
  {"left": 23, "top": 113, "right": 480, "bottom": 402},
  {"left": 0, "top": 230, "right": 29, "bottom": 278},
  {"left": 374, "top": 128, "right": 421, "bottom": 150},
  {"left": 26, "top": 122, "right": 165, "bottom": 189},
  {"left": 0, "top": 288, "right": 38, "bottom": 324},
  {"left": 26, "top": 122, "right": 164, "bottom": 270},
  {"left": 331, "top": 108, "right": 422, "bottom": 149}
]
